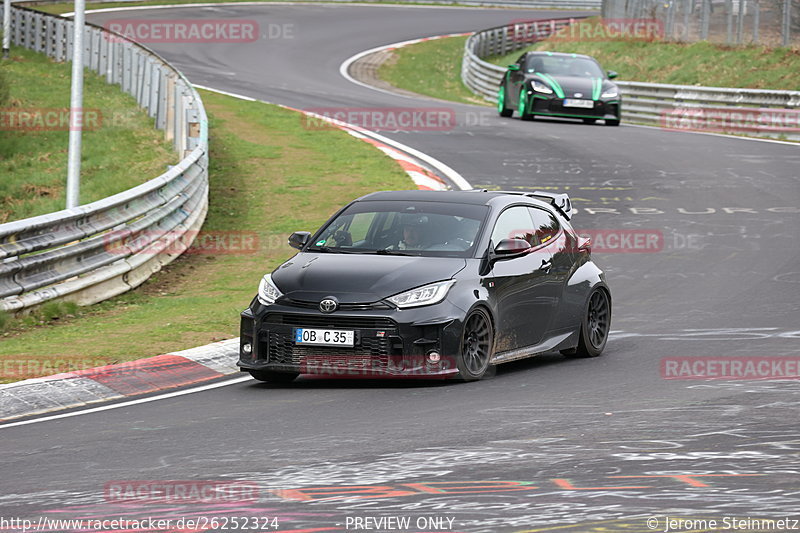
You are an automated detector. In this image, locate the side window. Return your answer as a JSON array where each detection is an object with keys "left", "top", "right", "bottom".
[
  {"left": 528, "top": 207, "right": 560, "bottom": 246},
  {"left": 491, "top": 206, "right": 536, "bottom": 247}
]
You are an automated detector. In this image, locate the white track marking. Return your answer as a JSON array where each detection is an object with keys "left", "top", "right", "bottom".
[
  {"left": 0, "top": 77, "right": 470, "bottom": 425},
  {"left": 194, "top": 84, "right": 472, "bottom": 190},
  {"left": 0, "top": 376, "right": 252, "bottom": 430},
  {"left": 61, "top": 1, "right": 523, "bottom": 16},
  {"left": 339, "top": 34, "right": 468, "bottom": 100},
  {"left": 68, "top": 1, "right": 789, "bottom": 148}
]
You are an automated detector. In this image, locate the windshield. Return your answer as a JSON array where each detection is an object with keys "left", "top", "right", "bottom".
[
  {"left": 524, "top": 55, "right": 605, "bottom": 78},
  {"left": 308, "top": 200, "right": 489, "bottom": 257}
]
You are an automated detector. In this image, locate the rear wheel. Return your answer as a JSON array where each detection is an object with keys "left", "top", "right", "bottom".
[
  {"left": 457, "top": 308, "right": 494, "bottom": 381},
  {"left": 568, "top": 288, "right": 610, "bottom": 358},
  {"left": 518, "top": 90, "right": 534, "bottom": 121},
  {"left": 249, "top": 370, "right": 299, "bottom": 383},
  {"left": 583, "top": 118, "right": 597, "bottom": 124},
  {"left": 497, "top": 85, "right": 513, "bottom": 117}
]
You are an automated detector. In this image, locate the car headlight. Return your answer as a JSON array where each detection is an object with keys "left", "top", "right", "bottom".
[
  {"left": 531, "top": 80, "right": 553, "bottom": 94},
  {"left": 601, "top": 88, "right": 618, "bottom": 98},
  {"left": 387, "top": 280, "right": 456, "bottom": 309},
  {"left": 257, "top": 274, "right": 283, "bottom": 305}
]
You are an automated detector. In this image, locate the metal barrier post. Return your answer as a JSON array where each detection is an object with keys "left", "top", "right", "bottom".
[
  {"left": 3, "top": 0, "right": 11, "bottom": 58},
  {"left": 781, "top": 0, "right": 791, "bottom": 46},
  {"left": 66, "top": 0, "right": 86, "bottom": 209}
]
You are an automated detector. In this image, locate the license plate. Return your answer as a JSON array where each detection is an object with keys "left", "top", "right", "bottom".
[
  {"left": 294, "top": 328, "right": 355, "bottom": 347},
  {"left": 563, "top": 99, "right": 594, "bottom": 108}
]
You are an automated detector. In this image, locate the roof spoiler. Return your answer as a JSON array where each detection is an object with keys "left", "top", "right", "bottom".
[
  {"left": 467, "top": 189, "right": 573, "bottom": 220},
  {"left": 531, "top": 191, "right": 573, "bottom": 221}
]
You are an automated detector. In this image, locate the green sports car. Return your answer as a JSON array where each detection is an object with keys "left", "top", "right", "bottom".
[{"left": 498, "top": 51, "right": 621, "bottom": 126}]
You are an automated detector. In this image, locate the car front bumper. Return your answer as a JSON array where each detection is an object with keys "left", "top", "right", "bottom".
[
  {"left": 237, "top": 299, "right": 466, "bottom": 378},
  {"left": 530, "top": 96, "right": 620, "bottom": 120}
]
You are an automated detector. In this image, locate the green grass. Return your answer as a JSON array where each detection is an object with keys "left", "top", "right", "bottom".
[
  {"left": 0, "top": 61, "right": 9, "bottom": 107},
  {"left": 0, "top": 88, "right": 413, "bottom": 383},
  {"left": 378, "top": 36, "right": 484, "bottom": 105},
  {"left": 0, "top": 47, "right": 175, "bottom": 223}
]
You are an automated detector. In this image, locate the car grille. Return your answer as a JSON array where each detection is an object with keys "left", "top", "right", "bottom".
[
  {"left": 264, "top": 313, "right": 396, "bottom": 330},
  {"left": 546, "top": 100, "right": 604, "bottom": 116},
  {"left": 266, "top": 332, "right": 391, "bottom": 370},
  {"left": 281, "top": 299, "right": 392, "bottom": 311}
]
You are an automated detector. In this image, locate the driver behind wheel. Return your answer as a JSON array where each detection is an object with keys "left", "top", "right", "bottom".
[{"left": 397, "top": 215, "right": 429, "bottom": 250}]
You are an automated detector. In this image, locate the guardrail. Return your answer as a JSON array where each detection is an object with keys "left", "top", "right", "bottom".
[
  {"left": 0, "top": 4, "right": 209, "bottom": 313},
  {"left": 462, "top": 19, "right": 800, "bottom": 141},
  {"left": 462, "top": 18, "right": 576, "bottom": 101},
  {"left": 16, "top": 0, "right": 602, "bottom": 9},
  {"left": 405, "top": 0, "right": 600, "bottom": 7}
]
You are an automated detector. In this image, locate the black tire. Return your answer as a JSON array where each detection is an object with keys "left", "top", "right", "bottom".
[
  {"left": 249, "top": 370, "right": 299, "bottom": 383},
  {"left": 568, "top": 288, "right": 611, "bottom": 358},
  {"left": 517, "top": 89, "right": 534, "bottom": 121},
  {"left": 583, "top": 118, "right": 597, "bottom": 124},
  {"left": 497, "top": 85, "right": 513, "bottom": 117},
  {"left": 605, "top": 118, "right": 621, "bottom": 126},
  {"left": 457, "top": 308, "right": 495, "bottom": 381}
]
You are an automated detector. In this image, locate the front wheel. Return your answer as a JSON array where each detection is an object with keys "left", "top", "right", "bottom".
[
  {"left": 568, "top": 288, "right": 611, "bottom": 358},
  {"left": 249, "top": 370, "right": 299, "bottom": 383},
  {"left": 497, "top": 86, "right": 513, "bottom": 117},
  {"left": 457, "top": 308, "right": 495, "bottom": 381},
  {"left": 605, "top": 118, "right": 621, "bottom": 126},
  {"left": 517, "top": 90, "right": 534, "bottom": 121}
]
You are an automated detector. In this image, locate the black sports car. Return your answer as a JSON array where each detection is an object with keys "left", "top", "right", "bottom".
[
  {"left": 238, "top": 190, "right": 611, "bottom": 382},
  {"left": 498, "top": 51, "right": 621, "bottom": 126}
]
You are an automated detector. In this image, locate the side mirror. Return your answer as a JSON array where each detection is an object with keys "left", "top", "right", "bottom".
[
  {"left": 507, "top": 64, "right": 521, "bottom": 71},
  {"left": 494, "top": 238, "right": 531, "bottom": 256},
  {"left": 288, "top": 231, "right": 311, "bottom": 250},
  {"left": 480, "top": 238, "right": 530, "bottom": 275},
  {"left": 607, "top": 70, "right": 618, "bottom": 79},
  {"left": 577, "top": 236, "right": 592, "bottom": 254}
]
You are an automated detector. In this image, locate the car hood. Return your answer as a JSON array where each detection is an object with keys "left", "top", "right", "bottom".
[
  {"left": 271, "top": 253, "right": 468, "bottom": 303},
  {"left": 531, "top": 74, "right": 614, "bottom": 99}
]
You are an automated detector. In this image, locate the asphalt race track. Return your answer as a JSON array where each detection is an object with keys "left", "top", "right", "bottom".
[{"left": 1, "top": 5, "right": 799, "bottom": 532}]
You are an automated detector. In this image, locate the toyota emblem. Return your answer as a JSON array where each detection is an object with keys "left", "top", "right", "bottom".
[
  {"left": 319, "top": 298, "right": 338, "bottom": 313},
  {"left": 574, "top": 92, "right": 583, "bottom": 98}
]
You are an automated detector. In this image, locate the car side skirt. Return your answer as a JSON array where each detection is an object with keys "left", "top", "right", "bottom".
[{"left": 491, "top": 330, "right": 577, "bottom": 364}]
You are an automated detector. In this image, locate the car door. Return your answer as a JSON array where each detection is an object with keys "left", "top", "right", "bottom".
[
  {"left": 506, "top": 54, "right": 527, "bottom": 108},
  {"left": 528, "top": 206, "right": 570, "bottom": 334},
  {"left": 486, "top": 205, "right": 558, "bottom": 352}
]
